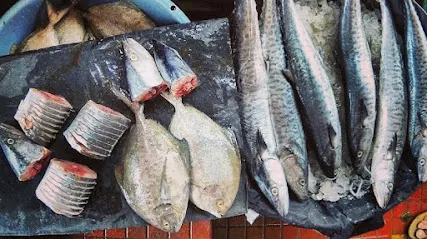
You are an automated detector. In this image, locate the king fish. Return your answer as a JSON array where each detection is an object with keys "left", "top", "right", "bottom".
[
  {"left": 404, "top": 0, "right": 427, "bottom": 183},
  {"left": 232, "top": 0, "right": 289, "bottom": 216},
  {"left": 277, "top": 0, "right": 342, "bottom": 178},
  {"left": 371, "top": 0, "right": 407, "bottom": 209}
]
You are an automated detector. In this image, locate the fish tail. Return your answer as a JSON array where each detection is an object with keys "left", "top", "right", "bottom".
[
  {"left": 161, "top": 91, "right": 183, "bottom": 108},
  {"left": 45, "top": 0, "right": 72, "bottom": 28}
]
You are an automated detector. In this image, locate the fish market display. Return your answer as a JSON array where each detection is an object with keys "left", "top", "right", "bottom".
[
  {"left": 63, "top": 100, "right": 131, "bottom": 160},
  {"left": 371, "top": 0, "right": 407, "bottom": 209},
  {"left": 259, "top": 0, "right": 308, "bottom": 200},
  {"left": 339, "top": 0, "right": 376, "bottom": 174},
  {"left": 232, "top": 0, "right": 289, "bottom": 215},
  {"left": 0, "top": 123, "right": 51, "bottom": 181},
  {"left": 162, "top": 92, "right": 241, "bottom": 218},
  {"left": 405, "top": 0, "right": 427, "bottom": 183},
  {"left": 152, "top": 40, "right": 199, "bottom": 97},
  {"left": 82, "top": 1, "right": 156, "bottom": 39},
  {"left": 56, "top": 8, "right": 86, "bottom": 45},
  {"left": 122, "top": 38, "right": 168, "bottom": 102},
  {"left": 16, "top": 1, "right": 71, "bottom": 53},
  {"left": 113, "top": 88, "right": 190, "bottom": 233},
  {"left": 278, "top": 0, "right": 342, "bottom": 178},
  {"left": 14, "top": 88, "right": 73, "bottom": 146},
  {"left": 36, "top": 158, "right": 97, "bottom": 217}
]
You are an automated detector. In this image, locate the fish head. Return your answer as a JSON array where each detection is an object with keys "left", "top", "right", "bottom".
[
  {"left": 372, "top": 159, "right": 395, "bottom": 209},
  {"left": 280, "top": 153, "right": 308, "bottom": 200},
  {"left": 153, "top": 205, "right": 182, "bottom": 233},
  {"left": 412, "top": 135, "right": 427, "bottom": 183},
  {"left": 353, "top": 127, "right": 374, "bottom": 170},
  {"left": 191, "top": 183, "right": 234, "bottom": 218}
]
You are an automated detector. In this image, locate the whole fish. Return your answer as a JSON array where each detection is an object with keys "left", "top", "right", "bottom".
[
  {"left": 113, "top": 88, "right": 190, "bottom": 233},
  {"left": 122, "top": 38, "right": 168, "bottom": 102},
  {"left": 277, "top": 0, "right": 342, "bottom": 178},
  {"left": 232, "top": 0, "right": 289, "bottom": 216},
  {"left": 404, "top": 0, "right": 427, "bottom": 183},
  {"left": 259, "top": 0, "right": 308, "bottom": 199},
  {"left": 56, "top": 8, "right": 86, "bottom": 45},
  {"left": 0, "top": 123, "right": 51, "bottom": 181},
  {"left": 152, "top": 40, "right": 199, "bottom": 97},
  {"left": 339, "top": 0, "right": 376, "bottom": 173},
  {"left": 82, "top": 1, "right": 156, "bottom": 39},
  {"left": 17, "top": 1, "right": 71, "bottom": 53},
  {"left": 371, "top": 0, "right": 407, "bottom": 209},
  {"left": 162, "top": 92, "right": 241, "bottom": 218}
]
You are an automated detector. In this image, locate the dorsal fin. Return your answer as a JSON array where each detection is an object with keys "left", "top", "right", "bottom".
[
  {"left": 386, "top": 133, "right": 398, "bottom": 161},
  {"left": 327, "top": 123, "right": 338, "bottom": 149}
]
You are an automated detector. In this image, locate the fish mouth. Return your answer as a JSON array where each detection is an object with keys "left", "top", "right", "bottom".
[{"left": 372, "top": 182, "right": 392, "bottom": 209}]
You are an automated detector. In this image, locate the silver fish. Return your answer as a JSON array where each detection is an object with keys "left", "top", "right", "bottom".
[
  {"left": 152, "top": 40, "right": 199, "bottom": 97},
  {"left": 405, "top": 0, "right": 427, "bottom": 183},
  {"left": 278, "top": 0, "right": 342, "bottom": 178},
  {"left": 122, "top": 38, "right": 168, "bottom": 102},
  {"left": 259, "top": 0, "right": 308, "bottom": 200},
  {"left": 162, "top": 92, "right": 241, "bottom": 218},
  {"left": 339, "top": 0, "right": 376, "bottom": 173},
  {"left": 232, "top": 0, "right": 289, "bottom": 216},
  {"left": 371, "top": 0, "right": 407, "bottom": 209},
  {"left": 0, "top": 123, "right": 51, "bottom": 181},
  {"left": 112, "top": 88, "right": 190, "bottom": 233}
]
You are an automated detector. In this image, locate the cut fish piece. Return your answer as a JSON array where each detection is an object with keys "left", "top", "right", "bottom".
[
  {"left": 14, "top": 89, "right": 73, "bottom": 145},
  {"left": 36, "top": 159, "right": 97, "bottom": 217},
  {"left": 0, "top": 123, "right": 51, "bottom": 181}
]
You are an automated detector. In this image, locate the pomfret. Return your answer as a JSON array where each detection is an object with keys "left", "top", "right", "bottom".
[
  {"left": 56, "top": 8, "right": 86, "bottom": 45},
  {"left": 259, "top": 0, "right": 308, "bottom": 200},
  {"left": 404, "top": 0, "right": 427, "bottom": 183},
  {"left": 339, "top": 0, "right": 376, "bottom": 173},
  {"left": 232, "top": 0, "right": 289, "bottom": 216},
  {"left": 113, "top": 88, "right": 190, "bottom": 233},
  {"left": 278, "top": 0, "right": 342, "bottom": 178},
  {"left": 371, "top": 0, "right": 407, "bottom": 209},
  {"left": 162, "top": 92, "right": 241, "bottom": 218}
]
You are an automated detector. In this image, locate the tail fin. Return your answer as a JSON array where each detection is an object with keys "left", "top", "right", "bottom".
[
  {"left": 161, "top": 91, "right": 183, "bottom": 107},
  {"left": 46, "top": 0, "right": 72, "bottom": 28}
]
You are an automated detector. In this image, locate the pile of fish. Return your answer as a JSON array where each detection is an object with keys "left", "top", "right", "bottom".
[
  {"left": 113, "top": 38, "right": 241, "bottom": 232},
  {"left": 232, "top": 0, "right": 427, "bottom": 215},
  {"left": 13, "top": 0, "right": 156, "bottom": 54}
]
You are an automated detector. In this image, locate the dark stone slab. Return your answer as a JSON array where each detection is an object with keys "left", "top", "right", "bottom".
[{"left": 0, "top": 18, "right": 247, "bottom": 236}]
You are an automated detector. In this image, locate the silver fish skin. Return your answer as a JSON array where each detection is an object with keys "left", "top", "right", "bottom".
[
  {"left": 339, "top": 0, "right": 376, "bottom": 173},
  {"left": 371, "top": 0, "right": 407, "bottom": 209},
  {"left": 122, "top": 38, "right": 168, "bottom": 102},
  {"left": 152, "top": 40, "right": 198, "bottom": 97},
  {"left": 112, "top": 88, "right": 190, "bottom": 233},
  {"left": 259, "top": 0, "right": 308, "bottom": 200},
  {"left": 404, "top": 0, "right": 427, "bottom": 183},
  {"left": 0, "top": 123, "right": 51, "bottom": 181},
  {"left": 278, "top": 0, "right": 342, "bottom": 178},
  {"left": 232, "top": 0, "right": 289, "bottom": 216}
]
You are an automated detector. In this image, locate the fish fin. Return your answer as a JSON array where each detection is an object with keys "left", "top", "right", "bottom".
[
  {"left": 386, "top": 133, "right": 398, "bottom": 161},
  {"left": 418, "top": 112, "right": 427, "bottom": 128},
  {"left": 161, "top": 91, "right": 183, "bottom": 107},
  {"left": 160, "top": 159, "right": 172, "bottom": 204},
  {"left": 282, "top": 69, "right": 295, "bottom": 86},
  {"left": 179, "top": 138, "right": 191, "bottom": 169},
  {"left": 114, "top": 160, "right": 125, "bottom": 187},
  {"left": 359, "top": 99, "right": 369, "bottom": 128},
  {"left": 224, "top": 128, "right": 241, "bottom": 160},
  {"left": 45, "top": 0, "right": 71, "bottom": 28},
  {"left": 264, "top": 59, "right": 270, "bottom": 73},
  {"left": 327, "top": 123, "right": 338, "bottom": 149}
]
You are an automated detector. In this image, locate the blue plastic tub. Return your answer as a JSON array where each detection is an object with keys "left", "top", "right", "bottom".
[{"left": 0, "top": 0, "right": 190, "bottom": 56}]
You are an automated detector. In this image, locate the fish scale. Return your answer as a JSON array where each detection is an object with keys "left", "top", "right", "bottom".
[
  {"left": 371, "top": 0, "right": 407, "bottom": 209},
  {"left": 259, "top": 0, "right": 308, "bottom": 200}
]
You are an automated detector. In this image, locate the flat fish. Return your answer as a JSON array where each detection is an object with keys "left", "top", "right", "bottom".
[
  {"left": 122, "top": 38, "right": 168, "bottom": 102},
  {"left": 14, "top": 88, "right": 73, "bottom": 146},
  {"left": 231, "top": 0, "right": 289, "bottom": 216},
  {"left": 112, "top": 87, "right": 190, "bottom": 233},
  {"left": 259, "top": 0, "right": 308, "bottom": 200},
  {"left": 63, "top": 100, "right": 131, "bottom": 160},
  {"left": 152, "top": 40, "right": 199, "bottom": 97},
  {"left": 56, "top": 8, "right": 86, "bottom": 45},
  {"left": 162, "top": 92, "right": 241, "bottom": 218},
  {"left": 339, "top": 0, "right": 376, "bottom": 173},
  {"left": 82, "top": 1, "right": 156, "bottom": 39},
  {"left": 36, "top": 158, "right": 97, "bottom": 217},
  {"left": 371, "top": 0, "right": 407, "bottom": 209},
  {"left": 404, "top": 0, "right": 427, "bottom": 183},
  {"left": 278, "top": 0, "right": 342, "bottom": 178},
  {"left": 0, "top": 123, "right": 51, "bottom": 181}
]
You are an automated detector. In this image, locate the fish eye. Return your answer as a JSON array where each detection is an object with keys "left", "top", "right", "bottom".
[
  {"left": 387, "top": 183, "right": 393, "bottom": 191},
  {"left": 6, "top": 138, "right": 14, "bottom": 145},
  {"left": 420, "top": 158, "right": 426, "bottom": 166},
  {"left": 357, "top": 151, "right": 363, "bottom": 158},
  {"left": 164, "top": 222, "right": 169, "bottom": 228},
  {"left": 216, "top": 199, "right": 224, "bottom": 207},
  {"left": 130, "top": 54, "right": 139, "bottom": 61},
  {"left": 298, "top": 178, "right": 306, "bottom": 186},
  {"left": 271, "top": 187, "right": 278, "bottom": 196}
]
